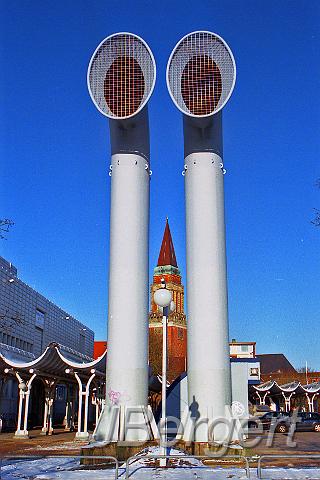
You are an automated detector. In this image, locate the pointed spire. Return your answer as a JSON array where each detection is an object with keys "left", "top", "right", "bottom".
[{"left": 157, "top": 218, "right": 178, "bottom": 268}]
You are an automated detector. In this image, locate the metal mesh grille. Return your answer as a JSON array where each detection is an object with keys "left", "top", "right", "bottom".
[
  {"left": 181, "top": 55, "right": 222, "bottom": 115},
  {"left": 88, "top": 33, "right": 155, "bottom": 119},
  {"left": 167, "top": 31, "right": 236, "bottom": 117}
]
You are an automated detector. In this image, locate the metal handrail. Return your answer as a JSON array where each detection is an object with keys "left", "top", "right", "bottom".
[
  {"left": 0, "top": 454, "right": 120, "bottom": 479},
  {"left": 125, "top": 453, "right": 250, "bottom": 479},
  {"left": 257, "top": 454, "right": 320, "bottom": 479},
  {"left": 3, "top": 451, "right": 320, "bottom": 479}
]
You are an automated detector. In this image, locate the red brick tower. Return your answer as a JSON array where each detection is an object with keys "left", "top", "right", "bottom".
[{"left": 149, "top": 219, "right": 187, "bottom": 382}]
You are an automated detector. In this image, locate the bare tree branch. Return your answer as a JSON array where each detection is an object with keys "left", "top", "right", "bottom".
[
  {"left": 312, "top": 180, "right": 320, "bottom": 226},
  {"left": 311, "top": 208, "right": 320, "bottom": 227},
  {"left": 0, "top": 308, "right": 26, "bottom": 333},
  {"left": 0, "top": 219, "right": 14, "bottom": 239},
  {"left": 296, "top": 366, "right": 316, "bottom": 373}
]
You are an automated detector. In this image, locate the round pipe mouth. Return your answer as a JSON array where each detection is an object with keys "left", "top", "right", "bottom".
[
  {"left": 88, "top": 32, "right": 156, "bottom": 119},
  {"left": 166, "top": 31, "right": 236, "bottom": 118}
]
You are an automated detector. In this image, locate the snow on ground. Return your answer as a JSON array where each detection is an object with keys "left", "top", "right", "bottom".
[
  {"left": 24, "top": 442, "right": 86, "bottom": 452},
  {"left": 1, "top": 446, "right": 320, "bottom": 479},
  {"left": 2, "top": 459, "right": 320, "bottom": 480}
]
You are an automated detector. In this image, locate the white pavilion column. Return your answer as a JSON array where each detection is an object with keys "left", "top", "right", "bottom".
[
  {"left": 64, "top": 385, "right": 75, "bottom": 431},
  {"left": 16, "top": 387, "right": 24, "bottom": 433},
  {"left": 41, "top": 391, "right": 49, "bottom": 434},
  {"left": 71, "top": 385, "right": 77, "bottom": 431},
  {"left": 92, "top": 382, "right": 105, "bottom": 428},
  {"left": 92, "top": 387, "right": 100, "bottom": 427},
  {"left": 282, "top": 392, "right": 295, "bottom": 412},
  {"left": 312, "top": 394, "right": 319, "bottom": 412},
  {"left": 15, "top": 372, "right": 36, "bottom": 439},
  {"left": 74, "top": 373, "right": 86, "bottom": 440},
  {"left": 41, "top": 380, "right": 56, "bottom": 435},
  {"left": 74, "top": 372, "right": 96, "bottom": 440},
  {"left": 47, "top": 396, "right": 54, "bottom": 435},
  {"left": 306, "top": 393, "right": 317, "bottom": 413},
  {"left": 83, "top": 372, "right": 96, "bottom": 436},
  {"left": 256, "top": 390, "right": 270, "bottom": 406},
  {"left": 22, "top": 373, "right": 36, "bottom": 434}
]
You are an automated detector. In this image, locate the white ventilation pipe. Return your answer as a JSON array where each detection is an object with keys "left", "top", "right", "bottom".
[
  {"left": 88, "top": 32, "right": 156, "bottom": 442},
  {"left": 167, "top": 31, "right": 236, "bottom": 443}
]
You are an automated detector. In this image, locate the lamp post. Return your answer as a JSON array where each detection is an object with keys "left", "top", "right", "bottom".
[{"left": 153, "top": 278, "right": 175, "bottom": 467}]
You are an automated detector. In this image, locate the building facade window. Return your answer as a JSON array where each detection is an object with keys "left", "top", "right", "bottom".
[
  {"left": 35, "top": 309, "right": 45, "bottom": 329},
  {"left": 79, "top": 333, "right": 85, "bottom": 352}
]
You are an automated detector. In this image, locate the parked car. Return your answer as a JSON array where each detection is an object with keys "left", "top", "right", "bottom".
[
  {"left": 248, "top": 411, "right": 289, "bottom": 431},
  {"left": 289, "top": 412, "right": 320, "bottom": 432},
  {"left": 249, "top": 411, "right": 320, "bottom": 433}
]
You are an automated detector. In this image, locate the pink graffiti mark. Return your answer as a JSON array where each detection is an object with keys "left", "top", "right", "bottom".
[{"left": 108, "top": 389, "right": 121, "bottom": 405}]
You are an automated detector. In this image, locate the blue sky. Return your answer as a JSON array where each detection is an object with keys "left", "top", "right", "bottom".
[{"left": 0, "top": 0, "right": 319, "bottom": 369}]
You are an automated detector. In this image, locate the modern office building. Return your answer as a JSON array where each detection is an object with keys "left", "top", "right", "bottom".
[
  {"left": 0, "top": 255, "right": 95, "bottom": 432},
  {"left": 0, "top": 255, "right": 94, "bottom": 358}
]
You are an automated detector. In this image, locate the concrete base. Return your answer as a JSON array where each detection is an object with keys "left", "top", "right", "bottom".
[
  {"left": 174, "top": 440, "right": 253, "bottom": 458},
  {"left": 81, "top": 440, "right": 158, "bottom": 464},
  {"left": 64, "top": 426, "right": 74, "bottom": 432},
  {"left": 14, "top": 431, "right": 29, "bottom": 439},
  {"left": 75, "top": 432, "right": 90, "bottom": 441},
  {"left": 80, "top": 438, "right": 250, "bottom": 465}
]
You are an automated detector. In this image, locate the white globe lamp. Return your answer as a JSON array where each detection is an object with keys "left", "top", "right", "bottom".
[{"left": 154, "top": 288, "right": 172, "bottom": 308}]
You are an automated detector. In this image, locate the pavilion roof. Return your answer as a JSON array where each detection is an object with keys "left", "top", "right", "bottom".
[
  {"left": 0, "top": 342, "right": 106, "bottom": 379},
  {"left": 0, "top": 343, "right": 162, "bottom": 392},
  {"left": 254, "top": 380, "right": 320, "bottom": 395}
]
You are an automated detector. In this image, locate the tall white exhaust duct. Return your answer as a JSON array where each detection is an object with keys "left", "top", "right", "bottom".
[
  {"left": 88, "top": 33, "right": 156, "bottom": 442},
  {"left": 167, "top": 31, "right": 236, "bottom": 444}
]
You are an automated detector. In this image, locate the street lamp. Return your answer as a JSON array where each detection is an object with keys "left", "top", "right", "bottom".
[{"left": 153, "top": 278, "right": 175, "bottom": 467}]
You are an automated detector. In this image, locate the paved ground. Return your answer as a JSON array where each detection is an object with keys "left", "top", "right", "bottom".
[
  {"left": 246, "top": 430, "right": 320, "bottom": 453},
  {"left": 0, "top": 429, "right": 319, "bottom": 468},
  {"left": 245, "top": 431, "right": 320, "bottom": 467},
  {"left": 0, "top": 429, "right": 87, "bottom": 457}
]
